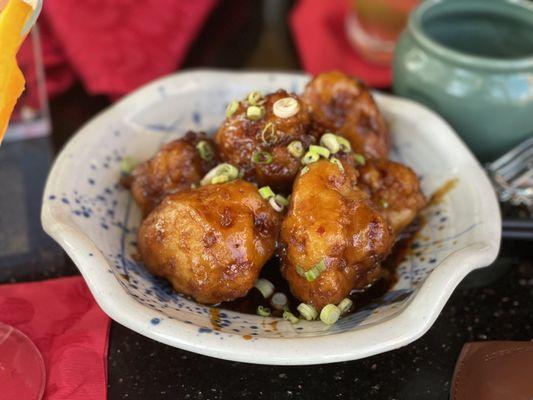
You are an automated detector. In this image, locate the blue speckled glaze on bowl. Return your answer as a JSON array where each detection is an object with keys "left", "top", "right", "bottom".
[{"left": 41, "top": 70, "right": 500, "bottom": 364}]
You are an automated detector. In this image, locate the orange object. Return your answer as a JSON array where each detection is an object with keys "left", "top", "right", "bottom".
[{"left": 0, "top": 0, "right": 33, "bottom": 142}]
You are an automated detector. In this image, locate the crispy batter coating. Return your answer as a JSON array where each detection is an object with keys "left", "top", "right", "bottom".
[
  {"left": 280, "top": 159, "right": 393, "bottom": 310},
  {"left": 128, "top": 132, "right": 219, "bottom": 216},
  {"left": 137, "top": 180, "right": 282, "bottom": 304},
  {"left": 215, "top": 90, "right": 315, "bottom": 192},
  {"left": 303, "top": 71, "right": 390, "bottom": 160},
  {"left": 358, "top": 160, "right": 426, "bottom": 235}
]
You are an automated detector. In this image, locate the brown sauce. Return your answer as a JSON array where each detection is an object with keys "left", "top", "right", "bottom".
[
  {"left": 220, "top": 217, "right": 423, "bottom": 317},
  {"left": 218, "top": 179, "right": 458, "bottom": 318},
  {"left": 428, "top": 178, "right": 458, "bottom": 206}
]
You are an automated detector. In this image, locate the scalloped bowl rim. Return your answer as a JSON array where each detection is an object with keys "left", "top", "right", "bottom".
[{"left": 41, "top": 70, "right": 501, "bottom": 365}]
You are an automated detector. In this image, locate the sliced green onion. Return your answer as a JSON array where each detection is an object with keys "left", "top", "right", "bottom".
[
  {"left": 320, "top": 304, "right": 341, "bottom": 325},
  {"left": 252, "top": 151, "right": 273, "bottom": 164},
  {"left": 300, "top": 166, "right": 310, "bottom": 176},
  {"left": 261, "top": 123, "right": 277, "bottom": 144},
  {"left": 353, "top": 153, "right": 366, "bottom": 166},
  {"left": 283, "top": 310, "right": 299, "bottom": 324},
  {"left": 254, "top": 278, "right": 274, "bottom": 298},
  {"left": 258, "top": 186, "right": 275, "bottom": 200},
  {"left": 271, "top": 292, "right": 288, "bottom": 310},
  {"left": 120, "top": 156, "right": 138, "bottom": 175},
  {"left": 338, "top": 298, "right": 353, "bottom": 314},
  {"left": 320, "top": 133, "right": 340, "bottom": 154},
  {"left": 309, "top": 145, "right": 331, "bottom": 159},
  {"left": 257, "top": 305, "right": 271, "bottom": 317},
  {"left": 274, "top": 194, "right": 289, "bottom": 207},
  {"left": 246, "top": 105, "right": 265, "bottom": 120},
  {"left": 336, "top": 136, "right": 352, "bottom": 152},
  {"left": 211, "top": 175, "right": 229, "bottom": 184},
  {"left": 196, "top": 140, "right": 214, "bottom": 161},
  {"left": 200, "top": 163, "right": 239, "bottom": 186},
  {"left": 301, "top": 151, "right": 320, "bottom": 165},
  {"left": 287, "top": 140, "right": 304, "bottom": 158},
  {"left": 273, "top": 97, "right": 300, "bottom": 118},
  {"left": 247, "top": 90, "right": 263, "bottom": 106},
  {"left": 330, "top": 157, "right": 344, "bottom": 172},
  {"left": 269, "top": 196, "right": 284, "bottom": 212},
  {"left": 297, "top": 303, "right": 318, "bottom": 321},
  {"left": 380, "top": 198, "right": 389, "bottom": 209},
  {"left": 297, "top": 259, "right": 327, "bottom": 282},
  {"left": 226, "top": 100, "right": 239, "bottom": 118}
]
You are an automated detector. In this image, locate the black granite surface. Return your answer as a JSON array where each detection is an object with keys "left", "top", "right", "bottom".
[{"left": 0, "top": 1, "right": 532, "bottom": 399}]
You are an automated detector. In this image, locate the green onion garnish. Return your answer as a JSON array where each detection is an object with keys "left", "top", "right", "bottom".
[
  {"left": 254, "top": 279, "right": 274, "bottom": 298},
  {"left": 336, "top": 136, "right": 352, "bottom": 152},
  {"left": 380, "top": 199, "right": 389, "bottom": 209},
  {"left": 196, "top": 140, "right": 214, "bottom": 161},
  {"left": 297, "top": 303, "right": 318, "bottom": 321},
  {"left": 271, "top": 292, "right": 288, "bottom": 310},
  {"left": 283, "top": 310, "right": 299, "bottom": 324},
  {"left": 246, "top": 105, "right": 265, "bottom": 120},
  {"left": 274, "top": 194, "right": 289, "bottom": 207},
  {"left": 261, "top": 123, "right": 278, "bottom": 144},
  {"left": 330, "top": 157, "right": 344, "bottom": 172},
  {"left": 320, "top": 133, "right": 340, "bottom": 154},
  {"left": 258, "top": 186, "right": 275, "bottom": 200},
  {"left": 252, "top": 151, "right": 273, "bottom": 164},
  {"left": 269, "top": 197, "right": 284, "bottom": 212},
  {"left": 338, "top": 298, "right": 353, "bottom": 314},
  {"left": 320, "top": 304, "right": 341, "bottom": 325},
  {"left": 120, "top": 156, "right": 138, "bottom": 175},
  {"left": 301, "top": 151, "right": 320, "bottom": 165},
  {"left": 211, "top": 175, "right": 229, "bottom": 184},
  {"left": 273, "top": 97, "right": 300, "bottom": 119},
  {"left": 287, "top": 140, "right": 304, "bottom": 158},
  {"left": 200, "top": 163, "right": 239, "bottom": 186},
  {"left": 309, "top": 145, "right": 331, "bottom": 159},
  {"left": 300, "top": 166, "right": 310, "bottom": 176},
  {"left": 257, "top": 305, "right": 271, "bottom": 317},
  {"left": 226, "top": 100, "right": 239, "bottom": 118},
  {"left": 297, "top": 260, "right": 327, "bottom": 282},
  {"left": 247, "top": 90, "right": 263, "bottom": 106},
  {"left": 353, "top": 153, "right": 366, "bottom": 165}
]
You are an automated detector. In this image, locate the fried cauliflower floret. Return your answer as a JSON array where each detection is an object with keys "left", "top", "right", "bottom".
[
  {"left": 280, "top": 159, "right": 393, "bottom": 310},
  {"left": 137, "top": 180, "right": 281, "bottom": 304},
  {"left": 215, "top": 90, "right": 315, "bottom": 192},
  {"left": 357, "top": 159, "right": 426, "bottom": 235},
  {"left": 128, "top": 131, "right": 219, "bottom": 216},
  {"left": 303, "top": 71, "right": 389, "bottom": 160}
]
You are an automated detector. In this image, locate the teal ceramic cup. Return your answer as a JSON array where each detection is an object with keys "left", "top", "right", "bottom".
[{"left": 393, "top": 0, "right": 533, "bottom": 162}]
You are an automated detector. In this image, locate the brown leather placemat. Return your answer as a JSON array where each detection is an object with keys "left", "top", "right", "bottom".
[{"left": 452, "top": 341, "right": 533, "bottom": 400}]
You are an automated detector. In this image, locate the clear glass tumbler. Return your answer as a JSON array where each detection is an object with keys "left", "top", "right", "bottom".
[
  {"left": 345, "top": 0, "right": 421, "bottom": 66},
  {"left": 4, "top": 24, "right": 50, "bottom": 142}
]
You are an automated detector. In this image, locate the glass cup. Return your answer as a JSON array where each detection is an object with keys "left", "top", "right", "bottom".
[
  {"left": 0, "top": 322, "right": 46, "bottom": 399},
  {"left": 345, "top": 0, "right": 421, "bottom": 66},
  {"left": 4, "top": 24, "right": 51, "bottom": 142}
]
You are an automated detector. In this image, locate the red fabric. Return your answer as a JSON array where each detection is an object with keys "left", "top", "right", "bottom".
[
  {"left": 290, "top": 0, "right": 392, "bottom": 88},
  {"left": 0, "top": 276, "right": 110, "bottom": 400},
  {"left": 37, "top": 0, "right": 217, "bottom": 98}
]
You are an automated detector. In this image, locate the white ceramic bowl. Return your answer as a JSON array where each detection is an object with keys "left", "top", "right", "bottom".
[{"left": 41, "top": 70, "right": 501, "bottom": 365}]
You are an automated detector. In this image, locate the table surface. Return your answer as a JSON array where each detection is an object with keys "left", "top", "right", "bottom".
[{"left": 1, "top": 1, "right": 532, "bottom": 399}]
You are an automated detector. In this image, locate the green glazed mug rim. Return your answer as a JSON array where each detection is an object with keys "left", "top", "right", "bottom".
[{"left": 408, "top": 0, "right": 533, "bottom": 71}]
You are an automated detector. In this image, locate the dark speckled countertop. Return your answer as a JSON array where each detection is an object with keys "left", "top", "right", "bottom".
[{"left": 1, "top": 1, "right": 531, "bottom": 399}]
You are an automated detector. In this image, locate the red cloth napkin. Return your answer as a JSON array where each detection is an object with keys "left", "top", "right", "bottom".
[
  {"left": 290, "top": 0, "right": 392, "bottom": 88},
  {"left": 36, "top": 0, "right": 217, "bottom": 98},
  {"left": 0, "top": 276, "right": 110, "bottom": 400}
]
